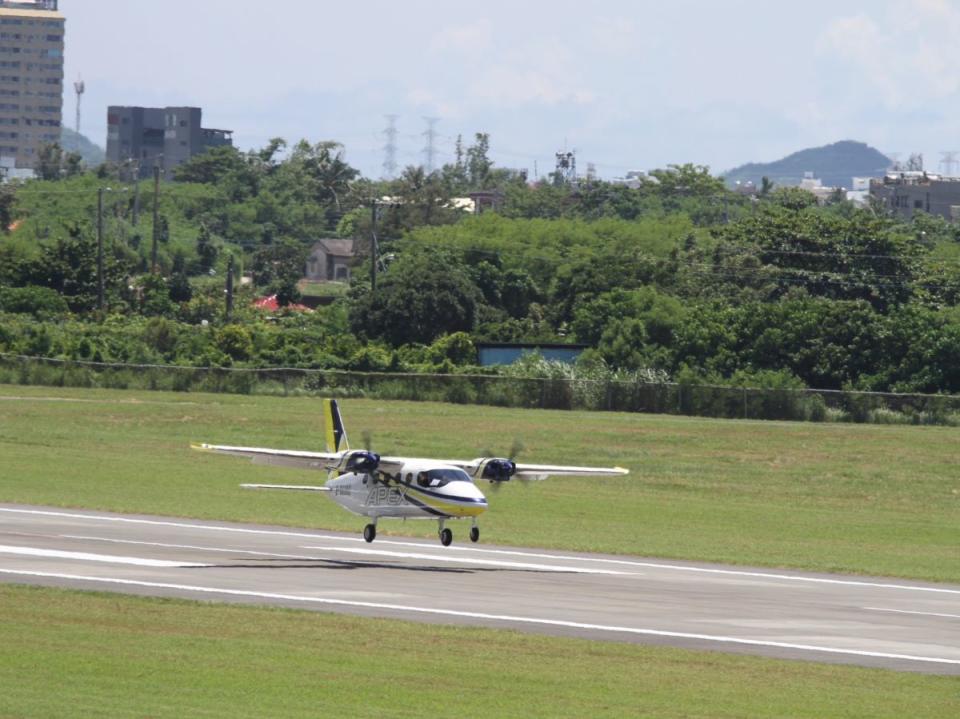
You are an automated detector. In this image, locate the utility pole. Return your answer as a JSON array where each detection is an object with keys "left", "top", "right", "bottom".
[
  {"left": 132, "top": 160, "right": 141, "bottom": 226},
  {"left": 151, "top": 164, "right": 160, "bottom": 272},
  {"left": 225, "top": 254, "right": 234, "bottom": 322},
  {"left": 370, "top": 200, "right": 379, "bottom": 295},
  {"left": 96, "top": 187, "right": 104, "bottom": 312}
]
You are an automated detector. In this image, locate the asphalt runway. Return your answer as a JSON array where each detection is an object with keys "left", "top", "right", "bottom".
[{"left": 1, "top": 503, "right": 958, "bottom": 675}]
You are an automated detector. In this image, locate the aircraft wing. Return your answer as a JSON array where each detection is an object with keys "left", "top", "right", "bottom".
[
  {"left": 510, "top": 462, "right": 629, "bottom": 480},
  {"left": 432, "top": 458, "right": 629, "bottom": 481},
  {"left": 191, "top": 443, "right": 339, "bottom": 470}
]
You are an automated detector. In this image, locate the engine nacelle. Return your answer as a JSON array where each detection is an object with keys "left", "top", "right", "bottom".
[
  {"left": 480, "top": 458, "right": 516, "bottom": 483},
  {"left": 344, "top": 450, "right": 380, "bottom": 474}
]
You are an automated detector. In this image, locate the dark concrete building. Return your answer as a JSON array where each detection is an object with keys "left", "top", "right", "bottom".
[
  {"left": 105, "top": 106, "right": 232, "bottom": 180},
  {"left": 0, "top": 0, "right": 64, "bottom": 174},
  {"left": 870, "top": 172, "right": 960, "bottom": 222},
  {"left": 306, "top": 239, "right": 355, "bottom": 283}
]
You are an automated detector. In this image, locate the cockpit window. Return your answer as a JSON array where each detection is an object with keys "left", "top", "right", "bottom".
[{"left": 416, "top": 468, "right": 471, "bottom": 488}]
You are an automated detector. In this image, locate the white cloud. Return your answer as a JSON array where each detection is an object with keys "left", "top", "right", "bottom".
[
  {"left": 429, "top": 20, "right": 493, "bottom": 55},
  {"left": 818, "top": 1, "right": 960, "bottom": 108}
]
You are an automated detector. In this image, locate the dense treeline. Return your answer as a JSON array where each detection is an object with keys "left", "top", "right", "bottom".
[{"left": 2, "top": 138, "right": 960, "bottom": 399}]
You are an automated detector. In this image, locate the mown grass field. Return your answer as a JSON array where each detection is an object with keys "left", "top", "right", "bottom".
[
  {"left": 1, "top": 584, "right": 957, "bottom": 719},
  {"left": 1, "top": 385, "right": 958, "bottom": 582}
]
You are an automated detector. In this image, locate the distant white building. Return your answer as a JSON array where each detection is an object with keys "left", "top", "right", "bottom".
[{"left": 610, "top": 170, "right": 654, "bottom": 189}]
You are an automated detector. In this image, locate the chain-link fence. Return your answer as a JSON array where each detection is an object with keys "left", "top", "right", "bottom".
[{"left": 2, "top": 352, "right": 959, "bottom": 426}]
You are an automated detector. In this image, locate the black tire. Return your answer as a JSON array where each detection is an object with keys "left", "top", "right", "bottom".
[
  {"left": 440, "top": 527, "right": 453, "bottom": 547},
  {"left": 469, "top": 526, "right": 480, "bottom": 543},
  {"left": 363, "top": 523, "right": 376, "bottom": 543}
]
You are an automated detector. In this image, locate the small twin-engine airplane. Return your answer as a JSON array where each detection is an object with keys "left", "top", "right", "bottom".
[{"left": 193, "top": 399, "right": 628, "bottom": 546}]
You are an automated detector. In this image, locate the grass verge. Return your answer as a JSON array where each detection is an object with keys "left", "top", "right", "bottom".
[{"left": 0, "top": 584, "right": 956, "bottom": 719}]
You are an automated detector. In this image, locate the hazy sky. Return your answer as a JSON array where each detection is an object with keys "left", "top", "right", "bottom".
[{"left": 60, "top": 0, "right": 960, "bottom": 178}]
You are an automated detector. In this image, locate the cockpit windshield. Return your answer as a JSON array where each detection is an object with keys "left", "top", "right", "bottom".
[{"left": 416, "top": 468, "right": 472, "bottom": 488}]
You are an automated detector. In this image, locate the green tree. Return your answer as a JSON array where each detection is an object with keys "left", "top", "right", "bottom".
[
  {"left": 648, "top": 164, "right": 725, "bottom": 197},
  {"left": 35, "top": 143, "right": 64, "bottom": 181},
  {"left": 174, "top": 145, "right": 250, "bottom": 185},
  {"left": 196, "top": 225, "right": 218, "bottom": 273},
  {"left": 168, "top": 271, "right": 193, "bottom": 303},
  {"left": 252, "top": 239, "right": 307, "bottom": 306},
  {"left": 288, "top": 140, "right": 359, "bottom": 214},
  {"left": 348, "top": 250, "right": 481, "bottom": 345},
  {"left": 768, "top": 187, "right": 818, "bottom": 211},
  {"left": 25, "top": 225, "right": 131, "bottom": 312},
  {"left": 466, "top": 132, "right": 492, "bottom": 189},
  {"left": 0, "top": 182, "right": 16, "bottom": 232}
]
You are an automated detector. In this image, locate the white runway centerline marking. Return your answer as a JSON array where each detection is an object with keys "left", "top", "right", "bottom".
[
  {"left": 1, "top": 568, "right": 958, "bottom": 668},
  {"left": 61, "top": 535, "right": 331, "bottom": 561},
  {"left": 864, "top": 607, "right": 960, "bottom": 620},
  {"left": 300, "top": 545, "right": 636, "bottom": 575},
  {"left": 0, "top": 544, "right": 209, "bottom": 568}
]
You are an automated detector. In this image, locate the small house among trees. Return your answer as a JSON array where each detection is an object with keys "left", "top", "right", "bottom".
[{"left": 306, "top": 239, "right": 355, "bottom": 282}]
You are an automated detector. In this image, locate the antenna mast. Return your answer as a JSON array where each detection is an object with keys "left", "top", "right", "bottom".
[{"left": 73, "top": 76, "right": 85, "bottom": 148}]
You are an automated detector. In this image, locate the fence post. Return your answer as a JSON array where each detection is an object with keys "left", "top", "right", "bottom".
[{"left": 743, "top": 387, "right": 747, "bottom": 419}]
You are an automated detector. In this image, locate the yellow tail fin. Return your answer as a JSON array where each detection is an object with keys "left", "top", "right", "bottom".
[{"left": 323, "top": 399, "right": 349, "bottom": 453}]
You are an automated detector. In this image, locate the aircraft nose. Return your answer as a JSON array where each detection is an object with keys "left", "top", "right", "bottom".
[{"left": 453, "top": 482, "right": 488, "bottom": 513}]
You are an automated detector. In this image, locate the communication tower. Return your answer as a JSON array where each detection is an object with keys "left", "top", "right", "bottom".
[
  {"left": 939, "top": 151, "right": 959, "bottom": 177},
  {"left": 422, "top": 117, "right": 439, "bottom": 173},
  {"left": 382, "top": 114, "right": 398, "bottom": 179}
]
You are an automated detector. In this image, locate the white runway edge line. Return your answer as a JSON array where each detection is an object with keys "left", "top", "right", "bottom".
[
  {"left": 3, "top": 507, "right": 959, "bottom": 595},
  {"left": 0, "top": 545, "right": 209, "bottom": 568},
  {"left": 1, "top": 568, "right": 959, "bottom": 668}
]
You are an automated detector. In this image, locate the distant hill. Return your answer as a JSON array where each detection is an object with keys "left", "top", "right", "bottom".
[
  {"left": 61, "top": 127, "right": 105, "bottom": 167},
  {"left": 724, "top": 141, "right": 890, "bottom": 190}
]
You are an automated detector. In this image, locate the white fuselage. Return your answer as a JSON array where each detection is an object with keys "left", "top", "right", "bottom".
[{"left": 325, "top": 461, "right": 489, "bottom": 520}]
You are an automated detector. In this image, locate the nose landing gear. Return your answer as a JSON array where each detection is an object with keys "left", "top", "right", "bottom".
[
  {"left": 437, "top": 519, "right": 453, "bottom": 546},
  {"left": 363, "top": 518, "right": 378, "bottom": 543}
]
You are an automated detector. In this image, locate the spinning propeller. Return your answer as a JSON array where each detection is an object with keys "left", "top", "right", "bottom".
[
  {"left": 480, "top": 439, "right": 525, "bottom": 489},
  {"left": 344, "top": 429, "right": 380, "bottom": 474}
]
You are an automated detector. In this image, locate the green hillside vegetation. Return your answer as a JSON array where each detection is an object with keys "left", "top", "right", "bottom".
[
  {"left": 3, "top": 138, "right": 960, "bottom": 412},
  {"left": 60, "top": 127, "right": 106, "bottom": 166},
  {"left": 724, "top": 140, "right": 891, "bottom": 189}
]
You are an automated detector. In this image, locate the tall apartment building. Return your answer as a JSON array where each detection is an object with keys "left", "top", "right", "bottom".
[
  {"left": 105, "top": 106, "right": 233, "bottom": 180},
  {"left": 0, "top": 0, "right": 63, "bottom": 175}
]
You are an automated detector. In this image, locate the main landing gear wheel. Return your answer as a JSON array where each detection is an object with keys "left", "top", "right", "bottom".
[
  {"left": 440, "top": 527, "right": 453, "bottom": 547},
  {"left": 469, "top": 526, "right": 480, "bottom": 543},
  {"left": 363, "top": 523, "right": 377, "bottom": 543}
]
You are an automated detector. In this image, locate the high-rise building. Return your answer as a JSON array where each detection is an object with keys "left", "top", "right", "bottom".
[
  {"left": 105, "top": 106, "right": 233, "bottom": 180},
  {"left": 0, "top": 0, "right": 64, "bottom": 174}
]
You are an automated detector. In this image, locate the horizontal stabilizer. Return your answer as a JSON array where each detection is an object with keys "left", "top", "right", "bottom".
[{"left": 240, "top": 483, "right": 331, "bottom": 492}]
